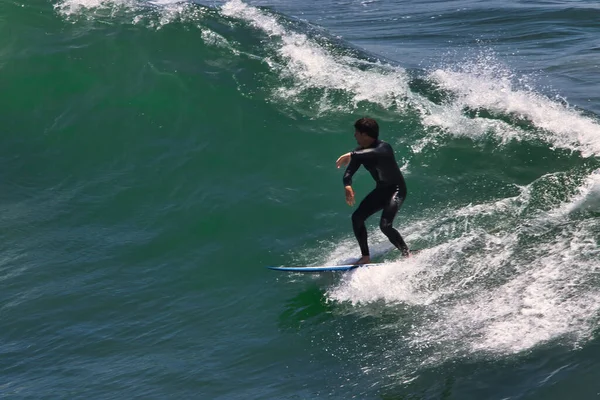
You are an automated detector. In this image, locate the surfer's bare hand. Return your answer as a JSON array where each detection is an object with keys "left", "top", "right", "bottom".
[
  {"left": 336, "top": 152, "right": 351, "bottom": 168},
  {"left": 345, "top": 185, "right": 355, "bottom": 206}
]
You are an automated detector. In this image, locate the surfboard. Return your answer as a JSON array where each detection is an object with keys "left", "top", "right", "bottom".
[
  {"left": 267, "top": 263, "right": 381, "bottom": 273},
  {"left": 268, "top": 250, "right": 421, "bottom": 273}
]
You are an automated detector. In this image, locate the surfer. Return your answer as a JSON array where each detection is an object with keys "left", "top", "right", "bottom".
[{"left": 336, "top": 117, "right": 410, "bottom": 265}]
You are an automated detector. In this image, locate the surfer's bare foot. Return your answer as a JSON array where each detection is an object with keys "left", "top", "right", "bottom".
[{"left": 356, "top": 255, "right": 371, "bottom": 265}]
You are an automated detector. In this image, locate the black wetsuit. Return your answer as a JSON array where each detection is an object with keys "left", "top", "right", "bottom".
[{"left": 343, "top": 139, "right": 409, "bottom": 257}]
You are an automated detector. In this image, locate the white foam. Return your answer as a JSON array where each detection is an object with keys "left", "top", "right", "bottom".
[
  {"left": 562, "top": 169, "right": 600, "bottom": 215},
  {"left": 419, "top": 226, "right": 600, "bottom": 355},
  {"left": 325, "top": 169, "right": 600, "bottom": 364},
  {"left": 218, "top": 2, "right": 600, "bottom": 159},
  {"left": 419, "top": 100, "right": 530, "bottom": 147},
  {"left": 149, "top": 2, "right": 207, "bottom": 28},
  {"left": 54, "top": 0, "right": 205, "bottom": 28},
  {"left": 427, "top": 53, "right": 600, "bottom": 157},
  {"left": 54, "top": 0, "right": 600, "bottom": 158},
  {"left": 221, "top": 0, "right": 412, "bottom": 114},
  {"left": 54, "top": 0, "right": 140, "bottom": 18},
  {"left": 219, "top": 1, "right": 600, "bottom": 157}
]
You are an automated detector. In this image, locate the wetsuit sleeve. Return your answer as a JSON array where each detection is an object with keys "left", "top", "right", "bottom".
[
  {"left": 350, "top": 143, "right": 388, "bottom": 162},
  {"left": 343, "top": 157, "right": 361, "bottom": 186}
]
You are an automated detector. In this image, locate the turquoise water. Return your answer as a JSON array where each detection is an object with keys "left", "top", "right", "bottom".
[{"left": 2, "top": 0, "right": 600, "bottom": 398}]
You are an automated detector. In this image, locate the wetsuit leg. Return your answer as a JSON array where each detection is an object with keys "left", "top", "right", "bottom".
[
  {"left": 380, "top": 187, "right": 410, "bottom": 256},
  {"left": 352, "top": 189, "right": 386, "bottom": 256}
]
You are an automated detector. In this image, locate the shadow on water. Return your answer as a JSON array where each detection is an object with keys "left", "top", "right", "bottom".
[
  {"left": 375, "top": 334, "right": 600, "bottom": 400},
  {"left": 377, "top": 372, "right": 457, "bottom": 400},
  {"left": 379, "top": 375, "right": 456, "bottom": 400},
  {"left": 277, "top": 280, "right": 336, "bottom": 331}
]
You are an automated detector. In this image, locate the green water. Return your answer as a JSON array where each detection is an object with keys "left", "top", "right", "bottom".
[{"left": 2, "top": 0, "right": 600, "bottom": 398}]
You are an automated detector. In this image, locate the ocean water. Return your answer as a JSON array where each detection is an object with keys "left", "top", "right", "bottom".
[{"left": 1, "top": 0, "right": 600, "bottom": 398}]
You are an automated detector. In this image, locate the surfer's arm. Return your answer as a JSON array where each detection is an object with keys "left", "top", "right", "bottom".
[{"left": 342, "top": 157, "right": 361, "bottom": 186}]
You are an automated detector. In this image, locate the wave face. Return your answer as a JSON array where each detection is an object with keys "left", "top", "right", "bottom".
[{"left": 1, "top": 0, "right": 599, "bottom": 398}]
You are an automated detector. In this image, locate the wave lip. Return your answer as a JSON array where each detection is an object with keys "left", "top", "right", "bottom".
[{"left": 426, "top": 52, "right": 600, "bottom": 157}]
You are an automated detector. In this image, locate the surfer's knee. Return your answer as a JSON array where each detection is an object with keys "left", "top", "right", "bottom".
[
  {"left": 379, "top": 218, "right": 394, "bottom": 236},
  {"left": 352, "top": 210, "right": 365, "bottom": 226}
]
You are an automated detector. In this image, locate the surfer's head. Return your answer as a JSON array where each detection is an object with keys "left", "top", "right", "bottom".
[{"left": 354, "top": 117, "right": 379, "bottom": 147}]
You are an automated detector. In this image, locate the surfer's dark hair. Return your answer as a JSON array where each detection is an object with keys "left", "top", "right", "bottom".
[{"left": 354, "top": 117, "right": 379, "bottom": 139}]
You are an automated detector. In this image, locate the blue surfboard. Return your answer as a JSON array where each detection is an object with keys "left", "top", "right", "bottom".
[
  {"left": 268, "top": 250, "right": 421, "bottom": 273},
  {"left": 267, "top": 263, "right": 381, "bottom": 273}
]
